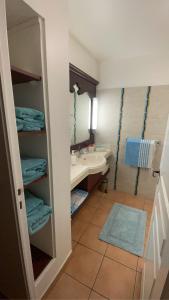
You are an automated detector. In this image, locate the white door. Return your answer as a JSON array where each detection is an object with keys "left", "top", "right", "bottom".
[
  {"left": 0, "top": 1, "right": 35, "bottom": 298},
  {"left": 142, "top": 116, "right": 169, "bottom": 299}
]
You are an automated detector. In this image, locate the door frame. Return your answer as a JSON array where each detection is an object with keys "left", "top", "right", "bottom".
[{"left": 0, "top": 0, "right": 35, "bottom": 298}]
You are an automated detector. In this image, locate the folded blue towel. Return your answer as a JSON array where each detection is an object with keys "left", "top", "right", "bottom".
[
  {"left": 16, "top": 107, "right": 44, "bottom": 121},
  {"left": 17, "top": 119, "right": 44, "bottom": 131},
  {"left": 16, "top": 107, "right": 45, "bottom": 131},
  {"left": 24, "top": 190, "right": 44, "bottom": 216},
  {"left": 27, "top": 205, "right": 52, "bottom": 235},
  {"left": 71, "top": 189, "right": 88, "bottom": 215},
  {"left": 21, "top": 158, "right": 47, "bottom": 185},
  {"left": 16, "top": 118, "right": 24, "bottom": 131},
  {"left": 125, "top": 138, "right": 141, "bottom": 167}
]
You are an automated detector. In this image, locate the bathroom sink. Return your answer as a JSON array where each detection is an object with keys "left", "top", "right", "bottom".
[
  {"left": 71, "top": 149, "right": 112, "bottom": 190},
  {"left": 79, "top": 153, "right": 105, "bottom": 166},
  {"left": 78, "top": 152, "right": 106, "bottom": 173}
]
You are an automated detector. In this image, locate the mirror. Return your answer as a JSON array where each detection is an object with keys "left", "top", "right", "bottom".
[
  {"left": 70, "top": 89, "right": 91, "bottom": 145},
  {"left": 69, "top": 63, "right": 98, "bottom": 148}
]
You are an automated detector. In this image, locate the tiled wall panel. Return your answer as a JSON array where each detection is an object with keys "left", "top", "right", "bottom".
[
  {"left": 96, "top": 89, "right": 121, "bottom": 187},
  {"left": 138, "top": 85, "right": 169, "bottom": 198},
  {"left": 96, "top": 85, "right": 169, "bottom": 200},
  {"left": 117, "top": 87, "right": 146, "bottom": 194}
]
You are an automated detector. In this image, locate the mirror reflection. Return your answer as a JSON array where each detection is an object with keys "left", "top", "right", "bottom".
[{"left": 70, "top": 90, "right": 91, "bottom": 145}]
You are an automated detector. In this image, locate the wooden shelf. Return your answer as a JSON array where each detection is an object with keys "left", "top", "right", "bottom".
[
  {"left": 24, "top": 174, "right": 47, "bottom": 188},
  {"left": 18, "top": 129, "right": 46, "bottom": 137},
  {"left": 11, "top": 66, "right": 41, "bottom": 85}
]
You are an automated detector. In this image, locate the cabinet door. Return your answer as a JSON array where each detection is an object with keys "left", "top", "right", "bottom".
[
  {"left": 142, "top": 217, "right": 156, "bottom": 299},
  {"left": 142, "top": 116, "right": 169, "bottom": 299},
  {"left": 0, "top": 1, "right": 35, "bottom": 298},
  {"left": 0, "top": 78, "right": 29, "bottom": 299}
]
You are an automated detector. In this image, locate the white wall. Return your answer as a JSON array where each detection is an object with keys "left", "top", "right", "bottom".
[
  {"left": 99, "top": 55, "right": 169, "bottom": 89},
  {"left": 69, "top": 34, "right": 99, "bottom": 80}
]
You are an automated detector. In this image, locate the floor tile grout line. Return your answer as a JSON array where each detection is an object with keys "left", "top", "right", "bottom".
[
  {"left": 104, "top": 253, "right": 139, "bottom": 272},
  {"left": 70, "top": 237, "right": 109, "bottom": 299},
  {"left": 132, "top": 270, "right": 139, "bottom": 299},
  {"left": 75, "top": 240, "right": 139, "bottom": 273},
  {"left": 78, "top": 240, "right": 107, "bottom": 256},
  {"left": 63, "top": 271, "right": 94, "bottom": 291},
  {"left": 90, "top": 237, "right": 110, "bottom": 299},
  {"left": 88, "top": 288, "right": 110, "bottom": 300},
  {"left": 91, "top": 250, "right": 105, "bottom": 292},
  {"left": 74, "top": 241, "right": 105, "bottom": 257},
  {"left": 64, "top": 243, "right": 105, "bottom": 293},
  {"left": 136, "top": 255, "right": 139, "bottom": 273},
  {"left": 77, "top": 222, "right": 94, "bottom": 243},
  {"left": 72, "top": 222, "right": 90, "bottom": 243}
]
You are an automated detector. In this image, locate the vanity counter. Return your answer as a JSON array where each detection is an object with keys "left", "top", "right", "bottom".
[{"left": 71, "top": 149, "right": 112, "bottom": 190}]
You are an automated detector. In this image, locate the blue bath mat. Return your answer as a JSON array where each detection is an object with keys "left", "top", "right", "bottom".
[{"left": 99, "top": 203, "right": 147, "bottom": 256}]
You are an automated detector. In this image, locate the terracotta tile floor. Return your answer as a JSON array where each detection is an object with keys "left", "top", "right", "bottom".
[{"left": 44, "top": 190, "right": 153, "bottom": 300}]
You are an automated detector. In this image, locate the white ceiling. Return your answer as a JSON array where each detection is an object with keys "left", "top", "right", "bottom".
[{"left": 69, "top": 0, "right": 169, "bottom": 61}]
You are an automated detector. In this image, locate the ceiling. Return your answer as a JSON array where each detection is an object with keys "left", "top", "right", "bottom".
[
  {"left": 68, "top": 0, "right": 169, "bottom": 61},
  {"left": 6, "top": 0, "right": 37, "bottom": 29}
]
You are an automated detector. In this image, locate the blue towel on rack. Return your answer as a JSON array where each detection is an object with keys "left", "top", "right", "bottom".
[
  {"left": 21, "top": 158, "right": 47, "bottom": 185},
  {"left": 125, "top": 138, "right": 153, "bottom": 168},
  {"left": 125, "top": 138, "right": 141, "bottom": 167},
  {"left": 15, "top": 107, "right": 45, "bottom": 131},
  {"left": 24, "top": 190, "right": 44, "bottom": 216}
]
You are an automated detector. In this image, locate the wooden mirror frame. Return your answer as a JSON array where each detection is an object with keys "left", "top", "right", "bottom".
[{"left": 70, "top": 63, "right": 99, "bottom": 151}]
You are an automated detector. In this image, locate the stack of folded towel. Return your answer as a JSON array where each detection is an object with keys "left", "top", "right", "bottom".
[
  {"left": 25, "top": 190, "right": 52, "bottom": 235},
  {"left": 71, "top": 189, "right": 89, "bottom": 215},
  {"left": 21, "top": 158, "right": 47, "bottom": 185},
  {"left": 16, "top": 107, "right": 45, "bottom": 131}
]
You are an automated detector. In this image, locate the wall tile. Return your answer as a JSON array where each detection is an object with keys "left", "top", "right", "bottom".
[
  {"left": 138, "top": 85, "right": 169, "bottom": 198},
  {"left": 96, "top": 85, "right": 169, "bottom": 200}
]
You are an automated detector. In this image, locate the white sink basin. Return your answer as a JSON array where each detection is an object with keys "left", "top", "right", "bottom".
[
  {"left": 77, "top": 152, "right": 107, "bottom": 175},
  {"left": 71, "top": 149, "right": 112, "bottom": 190},
  {"left": 78, "top": 153, "right": 105, "bottom": 167}
]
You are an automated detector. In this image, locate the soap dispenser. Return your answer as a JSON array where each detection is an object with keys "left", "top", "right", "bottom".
[{"left": 71, "top": 150, "right": 77, "bottom": 165}]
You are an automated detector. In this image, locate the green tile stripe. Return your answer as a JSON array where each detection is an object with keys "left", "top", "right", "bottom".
[
  {"left": 114, "top": 88, "right": 125, "bottom": 190},
  {"left": 134, "top": 86, "right": 151, "bottom": 195}
]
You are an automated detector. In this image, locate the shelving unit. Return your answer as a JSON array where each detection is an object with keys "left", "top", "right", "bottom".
[
  {"left": 4, "top": 4, "right": 57, "bottom": 298},
  {"left": 12, "top": 64, "right": 53, "bottom": 278},
  {"left": 8, "top": 22, "right": 54, "bottom": 283},
  {"left": 11, "top": 61, "right": 54, "bottom": 279}
]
